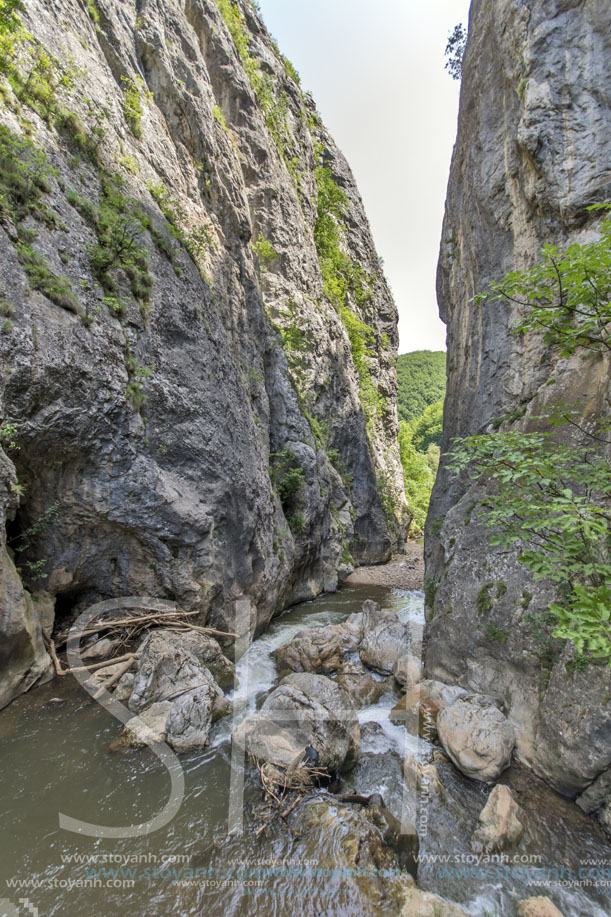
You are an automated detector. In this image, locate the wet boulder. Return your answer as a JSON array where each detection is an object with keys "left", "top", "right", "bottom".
[
  {"left": 471, "top": 784, "right": 524, "bottom": 853},
  {"left": 437, "top": 698, "right": 515, "bottom": 782},
  {"left": 400, "top": 886, "right": 471, "bottom": 916},
  {"left": 329, "top": 611, "right": 365, "bottom": 652},
  {"left": 516, "top": 898, "right": 566, "bottom": 917},
  {"left": 393, "top": 652, "right": 422, "bottom": 689},
  {"left": 335, "top": 662, "right": 387, "bottom": 707},
  {"left": 359, "top": 600, "right": 412, "bottom": 675},
  {"left": 129, "top": 630, "right": 229, "bottom": 719},
  {"left": 113, "top": 701, "right": 172, "bottom": 749},
  {"left": 275, "top": 627, "right": 344, "bottom": 678},
  {"left": 232, "top": 672, "right": 360, "bottom": 771}
]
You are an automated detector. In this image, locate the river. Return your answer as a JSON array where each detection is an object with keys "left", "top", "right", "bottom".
[{"left": 0, "top": 584, "right": 609, "bottom": 916}]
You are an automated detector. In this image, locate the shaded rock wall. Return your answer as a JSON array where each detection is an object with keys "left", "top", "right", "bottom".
[
  {"left": 0, "top": 0, "right": 407, "bottom": 706},
  {"left": 426, "top": 0, "right": 611, "bottom": 804}
]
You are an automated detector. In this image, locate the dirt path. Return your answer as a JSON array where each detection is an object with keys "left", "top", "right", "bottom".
[{"left": 344, "top": 542, "right": 424, "bottom": 590}]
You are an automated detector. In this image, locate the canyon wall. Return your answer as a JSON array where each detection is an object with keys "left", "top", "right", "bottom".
[
  {"left": 426, "top": 0, "right": 611, "bottom": 831},
  {"left": 0, "top": 0, "right": 407, "bottom": 706}
]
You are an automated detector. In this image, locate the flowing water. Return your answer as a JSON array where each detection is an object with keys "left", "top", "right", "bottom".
[{"left": 0, "top": 584, "right": 609, "bottom": 916}]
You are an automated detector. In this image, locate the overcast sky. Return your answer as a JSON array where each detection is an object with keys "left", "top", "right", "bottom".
[{"left": 256, "top": 0, "right": 471, "bottom": 354}]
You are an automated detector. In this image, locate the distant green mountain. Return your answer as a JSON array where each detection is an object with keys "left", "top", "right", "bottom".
[{"left": 396, "top": 350, "right": 446, "bottom": 425}]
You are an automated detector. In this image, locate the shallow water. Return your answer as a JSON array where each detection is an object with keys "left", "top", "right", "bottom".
[{"left": 0, "top": 584, "right": 609, "bottom": 916}]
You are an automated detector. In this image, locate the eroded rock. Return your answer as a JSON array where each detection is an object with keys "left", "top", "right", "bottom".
[
  {"left": 516, "top": 897, "right": 566, "bottom": 917},
  {"left": 232, "top": 672, "right": 359, "bottom": 771},
  {"left": 335, "top": 662, "right": 386, "bottom": 707},
  {"left": 471, "top": 784, "right": 524, "bottom": 853},
  {"left": 437, "top": 699, "right": 515, "bottom": 782},
  {"left": 275, "top": 627, "right": 344, "bottom": 678}
]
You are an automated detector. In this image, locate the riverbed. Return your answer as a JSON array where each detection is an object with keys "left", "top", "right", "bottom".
[{"left": 0, "top": 583, "right": 609, "bottom": 916}]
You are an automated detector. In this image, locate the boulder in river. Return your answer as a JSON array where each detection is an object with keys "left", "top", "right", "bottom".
[
  {"left": 274, "top": 626, "right": 344, "bottom": 678},
  {"left": 232, "top": 672, "right": 360, "bottom": 771},
  {"left": 437, "top": 698, "right": 515, "bottom": 782},
  {"left": 115, "top": 630, "right": 232, "bottom": 751},
  {"left": 403, "top": 754, "right": 443, "bottom": 797},
  {"left": 516, "top": 897, "right": 566, "bottom": 917},
  {"left": 335, "top": 662, "right": 387, "bottom": 707},
  {"left": 471, "top": 784, "right": 524, "bottom": 853},
  {"left": 400, "top": 886, "right": 471, "bottom": 916},
  {"left": 359, "top": 600, "right": 412, "bottom": 675},
  {"left": 393, "top": 652, "right": 422, "bottom": 689}
]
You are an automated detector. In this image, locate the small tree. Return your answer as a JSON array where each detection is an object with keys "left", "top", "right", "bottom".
[
  {"left": 449, "top": 205, "right": 611, "bottom": 661},
  {"left": 444, "top": 23, "right": 467, "bottom": 81}
]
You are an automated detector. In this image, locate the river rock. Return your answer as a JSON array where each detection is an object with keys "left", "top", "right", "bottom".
[
  {"left": 471, "top": 784, "right": 524, "bottom": 853},
  {"left": 113, "top": 671, "right": 135, "bottom": 703},
  {"left": 403, "top": 754, "right": 443, "bottom": 796},
  {"left": 275, "top": 627, "right": 344, "bottom": 678},
  {"left": 329, "top": 611, "right": 365, "bottom": 652},
  {"left": 437, "top": 699, "right": 515, "bottom": 782},
  {"left": 400, "top": 886, "right": 471, "bottom": 917},
  {"left": 232, "top": 672, "right": 359, "bottom": 771},
  {"left": 516, "top": 897, "right": 566, "bottom": 917},
  {"left": 576, "top": 767, "right": 611, "bottom": 840},
  {"left": 129, "top": 630, "right": 228, "bottom": 717},
  {"left": 118, "top": 701, "right": 172, "bottom": 748},
  {"left": 390, "top": 680, "right": 468, "bottom": 739},
  {"left": 363, "top": 799, "right": 419, "bottom": 877},
  {"left": 393, "top": 653, "right": 422, "bottom": 688},
  {"left": 335, "top": 662, "right": 386, "bottom": 706},
  {"left": 359, "top": 600, "right": 411, "bottom": 675},
  {"left": 146, "top": 630, "right": 235, "bottom": 689}
]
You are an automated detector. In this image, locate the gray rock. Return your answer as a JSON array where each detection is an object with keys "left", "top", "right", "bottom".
[
  {"left": 335, "top": 662, "right": 387, "bottom": 707},
  {"left": 0, "top": 0, "right": 408, "bottom": 711},
  {"left": 393, "top": 653, "right": 422, "bottom": 689},
  {"left": 425, "top": 0, "right": 611, "bottom": 798},
  {"left": 274, "top": 626, "right": 344, "bottom": 678},
  {"left": 232, "top": 671, "right": 359, "bottom": 771},
  {"left": 118, "top": 702, "right": 172, "bottom": 748},
  {"left": 0, "top": 449, "right": 52, "bottom": 710},
  {"left": 471, "top": 784, "right": 524, "bottom": 853},
  {"left": 359, "top": 600, "right": 412, "bottom": 675},
  {"left": 437, "top": 699, "right": 515, "bottom": 782},
  {"left": 576, "top": 767, "right": 611, "bottom": 840},
  {"left": 129, "top": 630, "right": 227, "bottom": 717}
]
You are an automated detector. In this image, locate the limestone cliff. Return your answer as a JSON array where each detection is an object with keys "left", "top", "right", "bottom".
[
  {"left": 426, "top": 0, "right": 610, "bottom": 825},
  {"left": 0, "top": 0, "right": 407, "bottom": 707}
]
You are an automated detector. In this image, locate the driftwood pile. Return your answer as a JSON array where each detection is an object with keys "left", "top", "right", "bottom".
[
  {"left": 44, "top": 603, "right": 236, "bottom": 688},
  {"left": 254, "top": 752, "right": 329, "bottom": 837}
]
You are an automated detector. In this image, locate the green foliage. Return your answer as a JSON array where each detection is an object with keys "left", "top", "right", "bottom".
[
  {"left": 253, "top": 233, "right": 277, "bottom": 270},
  {"left": 445, "top": 23, "right": 466, "bottom": 80},
  {"left": 312, "top": 162, "right": 382, "bottom": 428},
  {"left": 0, "top": 0, "right": 23, "bottom": 35},
  {"left": 270, "top": 446, "right": 304, "bottom": 505},
  {"left": 399, "top": 421, "right": 437, "bottom": 535},
  {"left": 85, "top": 0, "right": 100, "bottom": 25},
  {"left": 411, "top": 399, "right": 443, "bottom": 452},
  {"left": 70, "top": 174, "right": 153, "bottom": 307},
  {"left": 215, "top": 0, "right": 295, "bottom": 172},
  {"left": 0, "top": 124, "right": 57, "bottom": 226},
  {"left": 212, "top": 103, "right": 227, "bottom": 130},
  {"left": 450, "top": 210, "right": 611, "bottom": 661},
  {"left": 121, "top": 76, "right": 152, "bottom": 139},
  {"left": 477, "top": 206, "right": 611, "bottom": 356},
  {"left": 16, "top": 241, "right": 80, "bottom": 313},
  {"left": 147, "top": 180, "right": 212, "bottom": 272},
  {"left": 0, "top": 421, "right": 18, "bottom": 449},
  {"left": 396, "top": 350, "right": 446, "bottom": 424}
]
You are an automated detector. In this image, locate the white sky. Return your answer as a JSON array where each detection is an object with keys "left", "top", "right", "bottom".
[{"left": 256, "top": 0, "right": 471, "bottom": 352}]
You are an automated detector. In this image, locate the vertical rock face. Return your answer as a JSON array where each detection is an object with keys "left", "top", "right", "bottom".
[
  {"left": 427, "top": 0, "right": 611, "bottom": 805},
  {"left": 0, "top": 0, "right": 407, "bottom": 707}
]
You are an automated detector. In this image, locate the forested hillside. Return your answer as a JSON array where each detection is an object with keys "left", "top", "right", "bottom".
[
  {"left": 396, "top": 350, "right": 446, "bottom": 424},
  {"left": 396, "top": 350, "right": 446, "bottom": 534}
]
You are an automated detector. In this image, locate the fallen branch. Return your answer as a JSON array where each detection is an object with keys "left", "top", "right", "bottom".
[
  {"left": 45, "top": 637, "right": 65, "bottom": 676},
  {"left": 92, "top": 656, "right": 137, "bottom": 700},
  {"left": 63, "top": 652, "right": 141, "bottom": 676}
]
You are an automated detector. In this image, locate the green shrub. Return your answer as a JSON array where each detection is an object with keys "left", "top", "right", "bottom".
[
  {"left": 121, "top": 76, "right": 152, "bottom": 139},
  {"left": 253, "top": 233, "right": 277, "bottom": 270},
  {"left": 270, "top": 446, "right": 305, "bottom": 524},
  {"left": 16, "top": 242, "right": 80, "bottom": 313},
  {"left": 450, "top": 205, "right": 611, "bottom": 661},
  {"left": 399, "top": 421, "right": 436, "bottom": 535}
]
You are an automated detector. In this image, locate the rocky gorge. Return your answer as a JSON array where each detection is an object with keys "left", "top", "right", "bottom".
[{"left": 0, "top": 0, "right": 609, "bottom": 915}]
